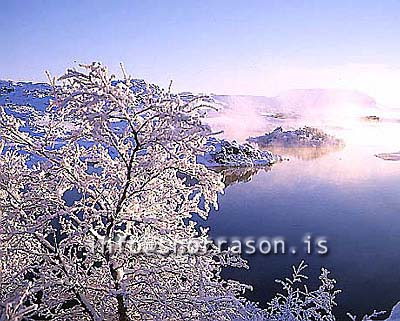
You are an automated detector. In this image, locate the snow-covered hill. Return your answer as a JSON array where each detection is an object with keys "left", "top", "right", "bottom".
[
  {"left": 0, "top": 80, "right": 377, "bottom": 113},
  {"left": 0, "top": 80, "right": 52, "bottom": 111},
  {"left": 0, "top": 80, "right": 379, "bottom": 144}
]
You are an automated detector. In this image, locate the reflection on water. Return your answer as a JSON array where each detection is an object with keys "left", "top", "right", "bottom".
[
  {"left": 265, "top": 145, "right": 344, "bottom": 161},
  {"left": 214, "top": 166, "right": 271, "bottom": 187},
  {"left": 213, "top": 145, "right": 349, "bottom": 191},
  {"left": 206, "top": 120, "right": 400, "bottom": 320}
]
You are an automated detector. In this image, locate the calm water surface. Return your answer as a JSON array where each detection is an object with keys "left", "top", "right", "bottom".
[{"left": 207, "top": 122, "right": 400, "bottom": 319}]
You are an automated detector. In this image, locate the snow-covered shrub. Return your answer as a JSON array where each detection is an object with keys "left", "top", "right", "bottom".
[
  {"left": 264, "top": 261, "right": 341, "bottom": 321},
  {"left": 0, "top": 63, "right": 251, "bottom": 320}
]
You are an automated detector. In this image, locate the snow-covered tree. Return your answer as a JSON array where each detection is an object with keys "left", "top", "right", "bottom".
[
  {"left": 0, "top": 63, "right": 249, "bottom": 321},
  {"left": 0, "top": 62, "right": 345, "bottom": 321}
]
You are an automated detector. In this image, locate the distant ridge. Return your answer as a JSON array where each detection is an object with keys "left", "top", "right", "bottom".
[
  {"left": 213, "top": 88, "right": 377, "bottom": 115},
  {"left": 1, "top": 80, "right": 377, "bottom": 114}
]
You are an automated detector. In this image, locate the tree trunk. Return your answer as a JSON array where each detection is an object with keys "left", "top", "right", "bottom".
[{"left": 117, "top": 294, "right": 129, "bottom": 321}]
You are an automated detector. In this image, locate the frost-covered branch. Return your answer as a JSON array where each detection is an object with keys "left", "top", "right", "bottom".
[{"left": 0, "top": 62, "right": 249, "bottom": 321}]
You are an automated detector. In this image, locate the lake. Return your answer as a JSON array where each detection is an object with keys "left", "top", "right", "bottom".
[{"left": 206, "top": 121, "right": 400, "bottom": 319}]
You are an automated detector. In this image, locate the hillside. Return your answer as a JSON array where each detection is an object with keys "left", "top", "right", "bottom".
[{"left": 0, "top": 80, "right": 378, "bottom": 142}]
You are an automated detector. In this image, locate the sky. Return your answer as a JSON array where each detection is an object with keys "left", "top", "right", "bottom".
[{"left": 2, "top": 0, "right": 400, "bottom": 106}]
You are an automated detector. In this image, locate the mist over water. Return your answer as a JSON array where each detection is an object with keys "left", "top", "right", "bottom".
[{"left": 207, "top": 89, "right": 385, "bottom": 141}]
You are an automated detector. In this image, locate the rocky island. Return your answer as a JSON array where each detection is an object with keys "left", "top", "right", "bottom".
[
  {"left": 247, "top": 126, "right": 344, "bottom": 148},
  {"left": 375, "top": 152, "right": 400, "bottom": 161}
]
